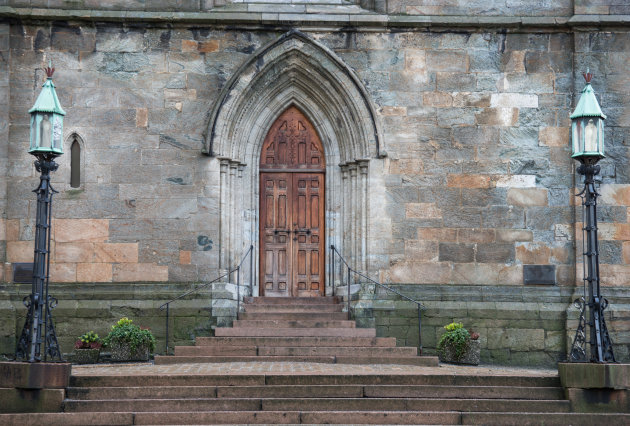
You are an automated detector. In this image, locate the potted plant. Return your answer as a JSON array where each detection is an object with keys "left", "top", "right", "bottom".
[
  {"left": 437, "top": 322, "right": 481, "bottom": 365},
  {"left": 74, "top": 331, "right": 102, "bottom": 364},
  {"left": 103, "top": 317, "right": 156, "bottom": 362}
]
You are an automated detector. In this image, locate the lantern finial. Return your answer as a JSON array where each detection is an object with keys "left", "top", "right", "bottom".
[
  {"left": 583, "top": 68, "right": 593, "bottom": 84},
  {"left": 44, "top": 60, "right": 55, "bottom": 79}
]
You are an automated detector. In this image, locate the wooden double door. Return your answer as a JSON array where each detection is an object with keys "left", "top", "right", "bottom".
[{"left": 260, "top": 107, "right": 325, "bottom": 297}]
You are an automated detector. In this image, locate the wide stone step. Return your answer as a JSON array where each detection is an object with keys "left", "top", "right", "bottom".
[
  {"left": 70, "top": 373, "right": 558, "bottom": 388},
  {"left": 238, "top": 311, "right": 348, "bottom": 320},
  {"left": 214, "top": 327, "right": 375, "bottom": 337},
  {"left": 243, "top": 296, "right": 341, "bottom": 305},
  {"left": 233, "top": 319, "right": 356, "bottom": 328},
  {"left": 63, "top": 397, "right": 570, "bottom": 413},
  {"left": 462, "top": 412, "right": 630, "bottom": 425},
  {"left": 363, "top": 385, "right": 565, "bottom": 400},
  {"left": 132, "top": 410, "right": 460, "bottom": 425},
  {"left": 174, "top": 345, "right": 258, "bottom": 356},
  {"left": 256, "top": 346, "right": 417, "bottom": 357},
  {"left": 66, "top": 386, "right": 218, "bottom": 400},
  {"left": 153, "top": 355, "right": 437, "bottom": 366},
  {"left": 194, "top": 336, "right": 397, "bottom": 347},
  {"left": 243, "top": 304, "right": 344, "bottom": 312},
  {"left": 0, "top": 412, "right": 135, "bottom": 426}
]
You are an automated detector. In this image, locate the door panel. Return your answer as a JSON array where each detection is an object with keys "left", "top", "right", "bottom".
[{"left": 260, "top": 106, "right": 326, "bottom": 297}]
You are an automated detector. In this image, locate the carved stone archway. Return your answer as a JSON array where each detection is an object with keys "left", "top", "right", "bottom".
[{"left": 205, "top": 30, "right": 383, "bottom": 293}]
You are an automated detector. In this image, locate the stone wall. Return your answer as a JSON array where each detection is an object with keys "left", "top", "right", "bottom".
[
  {"left": 1, "top": 7, "right": 629, "bottom": 366},
  {"left": 387, "top": 0, "right": 572, "bottom": 16}
]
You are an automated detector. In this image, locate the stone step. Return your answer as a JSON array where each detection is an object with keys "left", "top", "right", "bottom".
[
  {"left": 67, "top": 384, "right": 561, "bottom": 401},
  {"left": 153, "top": 355, "right": 437, "bottom": 366},
  {"left": 176, "top": 345, "right": 413, "bottom": 356},
  {"left": 174, "top": 345, "right": 258, "bottom": 356},
  {"left": 243, "top": 304, "right": 344, "bottom": 313},
  {"left": 195, "top": 336, "right": 397, "bottom": 347},
  {"left": 5, "top": 411, "right": 630, "bottom": 426},
  {"left": 238, "top": 311, "right": 348, "bottom": 320},
  {"left": 132, "top": 410, "right": 458, "bottom": 425},
  {"left": 256, "top": 346, "right": 417, "bottom": 357},
  {"left": 243, "top": 296, "right": 341, "bottom": 304},
  {"left": 214, "top": 327, "right": 375, "bottom": 337},
  {"left": 71, "top": 373, "right": 558, "bottom": 388},
  {"left": 233, "top": 319, "right": 356, "bottom": 328},
  {"left": 63, "top": 397, "right": 570, "bottom": 413}
]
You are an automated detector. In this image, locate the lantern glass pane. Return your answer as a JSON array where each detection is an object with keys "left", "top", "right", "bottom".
[
  {"left": 52, "top": 114, "right": 63, "bottom": 153},
  {"left": 572, "top": 120, "right": 581, "bottom": 156},
  {"left": 584, "top": 118, "right": 599, "bottom": 153}
]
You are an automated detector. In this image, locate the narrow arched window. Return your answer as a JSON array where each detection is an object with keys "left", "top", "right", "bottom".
[{"left": 70, "top": 137, "right": 81, "bottom": 188}]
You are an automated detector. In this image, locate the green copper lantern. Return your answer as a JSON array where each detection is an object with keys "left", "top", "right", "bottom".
[
  {"left": 570, "top": 71, "right": 605, "bottom": 162},
  {"left": 28, "top": 63, "right": 66, "bottom": 156}
]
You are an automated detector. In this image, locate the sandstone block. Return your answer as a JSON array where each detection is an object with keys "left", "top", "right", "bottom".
[
  {"left": 452, "top": 263, "right": 522, "bottom": 285},
  {"left": 77, "top": 263, "right": 113, "bottom": 283},
  {"left": 405, "top": 203, "right": 442, "bottom": 219},
  {"left": 539, "top": 127, "right": 569, "bottom": 147},
  {"left": 388, "top": 262, "right": 451, "bottom": 284},
  {"left": 497, "top": 229, "right": 533, "bottom": 242},
  {"left": 198, "top": 40, "right": 219, "bottom": 53},
  {"left": 180, "top": 250, "right": 192, "bottom": 265},
  {"left": 5, "top": 219, "right": 19, "bottom": 241},
  {"left": 52, "top": 219, "right": 109, "bottom": 243},
  {"left": 600, "top": 264, "right": 630, "bottom": 287},
  {"left": 457, "top": 228, "right": 495, "bottom": 243},
  {"left": 516, "top": 243, "right": 552, "bottom": 264},
  {"left": 490, "top": 93, "right": 538, "bottom": 108},
  {"left": 50, "top": 263, "right": 76, "bottom": 283},
  {"left": 422, "top": 92, "right": 452, "bottom": 107},
  {"left": 417, "top": 228, "right": 458, "bottom": 242},
  {"left": 113, "top": 263, "right": 169, "bottom": 282},
  {"left": 54, "top": 243, "right": 93, "bottom": 263},
  {"left": 426, "top": 51, "right": 468, "bottom": 72},
  {"left": 404, "top": 49, "right": 425, "bottom": 71},
  {"left": 0, "top": 219, "right": 4, "bottom": 241},
  {"left": 404, "top": 240, "right": 438, "bottom": 261},
  {"left": 495, "top": 175, "right": 536, "bottom": 188},
  {"left": 7, "top": 241, "right": 34, "bottom": 263},
  {"left": 475, "top": 108, "right": 519, "bottom": 126},
  {"left": 389, "top": 159, "right": 423, "bottom": 175},
  {"left": 93, "top": 243, "right": 139, "bottom": 263},
  {"left": 181, "top": 40, "right": 197, "bottom": 52},
  {"left": 136, "top": 108, "right": 148, "bottom": 128},
  {"left": 439, "top": 243, "right": 474, "bottom": 263},
  {"left": 380, "top": 106, "right": 407, "bottom": 116},
  {"left": 624, "top": 242, "right": 630, "bottom": 265},
  {"left": 476, "top": 243, "right": 515, "bottom": 264},
  {"left": 447, "top": 174, "right": 492, "bottom": 189},
  {"left": 507, "top": 188, "right": 548, "bottom": 206},
  {"left": 600, "top": 184, "right": 630, "bottom": 206}
]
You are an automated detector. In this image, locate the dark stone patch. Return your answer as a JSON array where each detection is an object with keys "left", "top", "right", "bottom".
[
  {"left": 439, "top": 243, "right": 475, "bottom": 263},
  {"left": 476, "top": 243, "right": 515, "bottom": 264},
  {"left": 523, "top": 265, "right": 556, "bottom": 285}
]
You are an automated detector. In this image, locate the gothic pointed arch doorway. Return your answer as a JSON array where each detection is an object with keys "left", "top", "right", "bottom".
[{"left": 259, "top": 106, "right": 326, "bottom": 297}]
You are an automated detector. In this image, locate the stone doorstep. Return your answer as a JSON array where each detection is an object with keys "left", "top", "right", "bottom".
[
  {"left": 0, "top": 362, "right": 71, "bottom": 389},
  {"left": 558, "top": 362, "right": 630, "bottom": 389}
]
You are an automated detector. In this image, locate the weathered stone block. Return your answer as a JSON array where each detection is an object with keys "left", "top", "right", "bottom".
[
  {"left": 113, "top": 263, "right": 169, "bottom": 282},
  {"left": 422, "top": 92, "right": 452, "bottom": 107},
  {"left": 49, "top": 263, "right": 77, "bottom": 283},
  {"left": 6, "top": 241, "right": 33, "bottom": 263},
  {"left": 457, "top": 228, "right": 495, "bottom": 244},
  {"left": 52, "top": 219, "right": 109, "bottom": 243},
  {"left": 439, "top": 243, "right": 475, "bottom": 263},
  {"left": 447, "top": 174, "right": 492, "bottom": 189},
  {"left": 507, "top": 188, "right": 548, "bottom": 206},
  {"left": 77, "top": 263, "right": 113, "bottom": 283},
  {"left": 417, "top": 228, "right": 458, "bottom": 242},
  {"left": 405, "top": 203, "right": 441, "bottom": 219},
  {"left": 475, "top": 108, "right": 519, "bottom": 126},
  {"left": 54, "top": 242, "right": 93, "bottom": 263},
  {"left": 476, "top": 243, "right": 515, "bottom": 264},
  {"left": 94, "top": 243, "right": 139, "bottom": 263},
  {"left": 426, "top": 51, "right": 468, "bottom": 72},
  {"left": 490, "top": 93, "right": 538, "bottom": 108}
]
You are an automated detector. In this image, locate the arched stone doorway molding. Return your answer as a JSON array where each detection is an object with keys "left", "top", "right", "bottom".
[{"left": 204, "top": 30, "right": 384, "bottom": 291}]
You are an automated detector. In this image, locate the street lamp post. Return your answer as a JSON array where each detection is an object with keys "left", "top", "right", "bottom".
[
  {"left": 568, "top": 71, "right": 615, "bottom": 363},
  {"left": 15, "top": 63, "right": 65, "bottom": 362}
]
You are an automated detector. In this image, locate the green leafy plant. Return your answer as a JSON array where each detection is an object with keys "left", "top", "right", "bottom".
[
  {"left": 103, "top": 317, "right": 155, "bottom": 352},
  {"left": 437, "top": 322, "right": 475, "bottom": 360},
  {"left": 75, "top": 330, "right": 102, "bottom": 350}
]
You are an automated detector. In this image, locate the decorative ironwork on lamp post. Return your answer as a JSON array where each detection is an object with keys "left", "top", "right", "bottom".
[
  {"left": 15, "top": 63, "right": 65, "bottom": 362},
  {"left": 568, "top": 70, "right": 615, "bottom": 363}
]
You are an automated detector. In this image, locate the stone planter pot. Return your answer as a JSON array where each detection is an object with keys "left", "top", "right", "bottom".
[
  {"left": 438, "top": 339, "right": 481, "bottom": 365},
  {"left": 108, "top": 341, "right": 150, "bottom": 362},
  {"left": 73, "top": 348, "right": 100, "bottom": 364}
]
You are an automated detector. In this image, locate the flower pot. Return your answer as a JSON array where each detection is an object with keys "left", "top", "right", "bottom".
[
  {"left": 438, "top": 339, "right": 481, "bottom": 365},
  {"left": 108, "top": 341, "right": 150, "bottom": 362},
  {"left": 73, "top": 348, "right": 100, "bottom": 364}
]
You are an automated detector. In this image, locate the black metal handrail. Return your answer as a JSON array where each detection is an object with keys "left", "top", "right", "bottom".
[
  {"left": 329, "top": 244, "right": 425, "bottom": 354},
  {"left": 159, "top": 245, "right": 254, "bottom": 355}
]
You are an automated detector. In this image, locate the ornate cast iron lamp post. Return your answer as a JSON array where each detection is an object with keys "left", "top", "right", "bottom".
[
  {"left": 15, "top": 63, "right": 65, "bottom": 362},
  {"left": 568, "top": 71, "right": 615, "bottom": 363}
]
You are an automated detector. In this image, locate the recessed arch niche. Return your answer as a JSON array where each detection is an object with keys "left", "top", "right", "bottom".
[{"left": 204, "top": 30, "right": 384, "bottom": 293}]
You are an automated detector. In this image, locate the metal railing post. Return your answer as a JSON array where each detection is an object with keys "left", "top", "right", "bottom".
[
  {"left": 347, "top": 266, "right": 351, "bottom": 320},
  {"left": 250, "top": 245, "right": 254, "bottom": 297},
  {"left": 165, "top": 303, "right": 170, "bottom": 355},
  {"left": 236, "top": 265, "right": 241, "bottom": 318},
  {"left": 417, "top": 304, "right": 422, "bottom": 355},
  {"left": 332, "top": 245, "right": 336, "bottom": 297}
]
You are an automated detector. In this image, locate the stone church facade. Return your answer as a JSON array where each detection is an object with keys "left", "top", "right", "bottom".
[{"left": 0, "top": 0, "right": 629, "bottom": 366}]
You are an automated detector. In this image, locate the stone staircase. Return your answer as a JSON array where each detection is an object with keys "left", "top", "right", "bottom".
[
  {"left": 4, "top": 370, "right": 630, "bottom": 425},
  {"left": 155, "top": 296, "right": 436, "bottom": 365}
]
